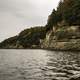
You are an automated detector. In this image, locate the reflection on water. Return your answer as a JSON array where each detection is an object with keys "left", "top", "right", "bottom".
[{"left": 0, "top": 49, "right": 80, "bottom": 80}]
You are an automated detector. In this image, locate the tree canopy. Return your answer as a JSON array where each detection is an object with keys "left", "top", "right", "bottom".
[{"left": 46, "top": 0, "right": 80, "bottom": 30}]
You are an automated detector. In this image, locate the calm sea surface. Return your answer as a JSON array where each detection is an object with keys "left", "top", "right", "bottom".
[{"left": 0, "top": 49, "right": 80, "bottom": 80}]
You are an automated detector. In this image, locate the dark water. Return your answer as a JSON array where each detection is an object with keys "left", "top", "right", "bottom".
[{"left": 0, "top": 49, "right": 80, "bottom": 80}]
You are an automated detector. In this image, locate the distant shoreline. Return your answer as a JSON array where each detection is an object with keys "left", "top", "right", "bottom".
[{"left": 0, "top": 48, "right": 80, "bottom": 52}]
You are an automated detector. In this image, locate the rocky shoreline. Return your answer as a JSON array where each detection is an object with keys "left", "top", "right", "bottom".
[
  {"left": 41, "top": 26, "right": 80, "bottom": 51},
  {"left": 1, "top": 0, "right": 80, "bottom": 51}
]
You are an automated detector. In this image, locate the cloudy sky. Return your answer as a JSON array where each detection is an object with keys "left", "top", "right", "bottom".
[{"left": 0, "top": 0, "right": 60, "bottom": 42}]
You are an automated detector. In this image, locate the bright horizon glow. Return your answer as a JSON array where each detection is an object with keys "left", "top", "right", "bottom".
[{"left": 0, "top": 0, "right": 60, "bottom": 42}]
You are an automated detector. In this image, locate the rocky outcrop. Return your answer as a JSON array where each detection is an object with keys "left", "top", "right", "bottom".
[
  {"left": 42, "top": 26, "right": 80, "bottom": 50},
  {"left": 1, "top": 0, "right": 80, "bottom": 50},
  {"left": 1, "top": 25, "right": 80, "bottom": 50}
]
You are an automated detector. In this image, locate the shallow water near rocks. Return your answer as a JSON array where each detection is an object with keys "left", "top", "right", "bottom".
[{"left": 0, "top": 49, "right": 80, "bottom": 80}]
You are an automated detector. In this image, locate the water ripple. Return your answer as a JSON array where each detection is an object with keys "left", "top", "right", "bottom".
[{"left": 0, "top": 50, "right": 80, "bottom": 80}]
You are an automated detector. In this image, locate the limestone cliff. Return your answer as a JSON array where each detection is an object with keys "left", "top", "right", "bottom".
[
  {"left": 41, "top": 0, "right": 80, "bottom": 50},
  {"left": 1, "top": 0, "right": 80, "bottom": 50},
  {"left": 42, "top": 26, "right": 80, "bottom": 50}
]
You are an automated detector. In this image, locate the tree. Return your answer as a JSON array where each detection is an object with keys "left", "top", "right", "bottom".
[{"left": 46, "top": 0, "right": 80, "bottom": 30}]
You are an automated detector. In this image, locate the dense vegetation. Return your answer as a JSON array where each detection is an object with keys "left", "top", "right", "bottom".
[
  {"left": 0, "top": 26, "right": 46, "bottom": 48},
  {"left": 46, "top": 0, "right": 80, "bottom": 30},
  {"left": 0, "top": 36, "right": 18, "bottom": 48},
  {"left": 1, "top": 0, "right": 80, "bottom": 49},
  {"left": 18, "top": 26, "right": 46, "bottom": 48}
]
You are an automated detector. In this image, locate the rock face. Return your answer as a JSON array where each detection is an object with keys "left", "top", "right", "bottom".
[
  {"left": 1, "top": 25, "right": 80, "bottom": 50},
  {"left": 42, "top": 26, "right": 80, "bottom": 50},
  {"left": 1, "top": 0, "right": 80, "bottom": 50},
  {"left": 40, "top": 0, "right": 80, "bottom": 50}
]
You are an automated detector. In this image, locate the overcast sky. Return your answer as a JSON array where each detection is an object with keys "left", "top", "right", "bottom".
[{"left": 0, "top": 0, "right": 60, "bottom": 42}]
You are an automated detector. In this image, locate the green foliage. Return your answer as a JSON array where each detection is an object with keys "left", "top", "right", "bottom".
[
  {"left": 46, "top": 0, "right": 80, "bottom": 30},
  {"left": 62, "top": 0, "right": 80, "bottom": 25},
  {"left": 0, "top": 26, "right": 46, "bottom": 48},
  {"left": 18, "top": 26, "right": 46, "bottom": 48},
  {"left": 0, "top": 36, "right": 18, "bottom": 48}
]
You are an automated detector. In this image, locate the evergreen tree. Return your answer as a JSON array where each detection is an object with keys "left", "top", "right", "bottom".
[{"left": 46, "top": 0, "right": 80, "bottom": 30}]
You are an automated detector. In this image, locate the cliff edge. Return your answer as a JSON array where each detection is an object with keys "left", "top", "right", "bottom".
[{"left": 0, "top": 0, "right": 80, "bottom": 50}]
